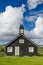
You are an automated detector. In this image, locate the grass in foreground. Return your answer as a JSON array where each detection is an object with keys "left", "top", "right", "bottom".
[{"left": 0, "top": 56, "right": 43, "bottom": 65}]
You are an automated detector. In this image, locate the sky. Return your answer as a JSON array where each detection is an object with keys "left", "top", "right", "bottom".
[{"left": 0, "top": 0, "right": 43, "bottom": 45}]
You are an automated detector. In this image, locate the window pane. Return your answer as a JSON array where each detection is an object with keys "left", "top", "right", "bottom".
[
  {"left": 7, "top": 47, "right": 12, "bottom": 52},
  {"left": 19, "top": 39, "right": 24, "bottom": 43},
  {"left": 29, "top": 47, "right": 34, "bottom": 52}
]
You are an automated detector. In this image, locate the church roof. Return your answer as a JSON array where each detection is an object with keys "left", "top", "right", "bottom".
[{"left": 6, "top": 34, "right": 38, "bottom": 47}]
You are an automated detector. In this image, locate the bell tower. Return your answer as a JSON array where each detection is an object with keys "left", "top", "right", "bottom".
[{"left": 19, "top": 24, "right": 24, "bottom": 35}]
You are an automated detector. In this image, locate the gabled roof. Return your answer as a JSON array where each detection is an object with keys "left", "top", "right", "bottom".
[
  {"left": 23, "top": 34, "right": 38, "bottom": 47},
  {"left": 6, "top": 34, "right": 21, "bottom": 47},
  {"left": 6, "top": 34, "right": 38, "bottom": 47}
]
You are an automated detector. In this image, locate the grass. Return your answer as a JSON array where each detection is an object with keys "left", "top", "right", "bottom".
[{"left": 0, "top": 56, "right": 43, "bottom": 65}]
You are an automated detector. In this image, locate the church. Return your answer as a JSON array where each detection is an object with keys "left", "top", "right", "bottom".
[{"left": 6, "top": 24, "right": 37, "bottom": 56}]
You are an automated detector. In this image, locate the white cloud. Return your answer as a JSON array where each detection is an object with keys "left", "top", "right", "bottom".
[
  {"left": 25, "top": 17, "right": 43, "bottom": 45},
  {"left": 25, "top": 16, "right": 37, "bottom": 22},
  {"left": 32, "top": 39, "right": 43, "bottom": 45},
  {"left": 25, "top": 17, "right": 43, "bottom": 39},
  {"left": 0, "top": 4, "right": 43, "bottom": 45},
  {"left": 0, "top": 4, "right": 25, "bottom": 40},
  {"left": 27, "top": 0, "right": 43, "bottom": 9},
  {"left": 29, "top": 10, "right": 43, "bottom": 17},
  {"left": 32, "top": 17, "right": 43, "bottom": 37}
]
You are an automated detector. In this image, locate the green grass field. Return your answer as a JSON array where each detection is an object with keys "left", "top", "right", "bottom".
[{"left": 0, "top": 56, "right": 43, "bottom": 65}]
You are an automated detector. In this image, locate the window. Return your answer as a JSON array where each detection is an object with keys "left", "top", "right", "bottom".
[
  {"left": 29, "top": 47, "right": 34, "bottom": 52},
  {"left": 20, "top": 29, "right": 24, "bottom": 34},
  {"left": 19, "top": 39, "right": 24, "bottom": 43},
  {"left": 7, "top": 47, "right": 12, "bottom": 52}
]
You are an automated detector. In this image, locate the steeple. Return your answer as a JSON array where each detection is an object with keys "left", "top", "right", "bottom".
[{"left": 19, "top": 24, "right": 24, "bottom": 35}]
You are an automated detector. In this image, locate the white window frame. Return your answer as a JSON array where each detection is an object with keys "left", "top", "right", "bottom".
[
  {"left": 19, "top": 39, "right": 24, "bottom": 43},
  {"left": 29, "top": 47, "right": 34, "bottom": 52},
  {"left": 7, "top": 47, "right": 13, "bottom": 52}
]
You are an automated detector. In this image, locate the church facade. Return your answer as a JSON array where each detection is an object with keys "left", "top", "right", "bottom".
[{"left": 6, "top": 24, "right": 37, "bottom": 56}]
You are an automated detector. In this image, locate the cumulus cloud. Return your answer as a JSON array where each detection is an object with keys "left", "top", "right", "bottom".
[
  {"left": 24, "top": 17, "right": 43, "bottom": 45},
  {"left": 0, "top": 4, "right": 25, "bottom": 40},
  {"left": 32, "top": 17, "right": 43, "bottom": 37},
  {"left": 27, "top": 0, "right": 43, "bottom": 9},
  {"left": 25, "top": 17, "right": 43, "bottom": 39}
]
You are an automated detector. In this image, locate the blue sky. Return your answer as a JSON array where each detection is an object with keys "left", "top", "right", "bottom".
[{"left": 0, "top": 0, "right": 43, "bottom": 45}]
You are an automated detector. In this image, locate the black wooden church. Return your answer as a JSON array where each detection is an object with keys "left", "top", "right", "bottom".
[{"left": 6, "top": 24, "right": 37, "bottom": 56}]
